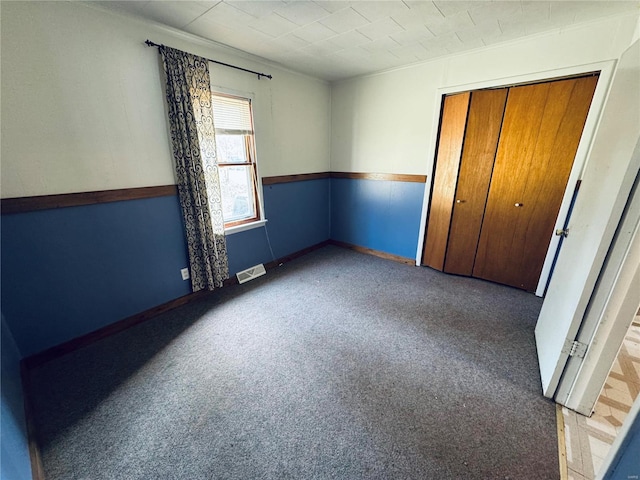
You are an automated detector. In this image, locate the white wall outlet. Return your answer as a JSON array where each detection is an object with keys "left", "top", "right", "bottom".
[{"left": 180, "top": 268, "right": 190, "bottom": 280}]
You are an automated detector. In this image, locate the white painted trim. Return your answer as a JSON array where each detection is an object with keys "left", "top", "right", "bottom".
[
  {"left": 557, "top": 160, "right": 640, "bottom": 414},
  {"left": 414, "top": 96, "right": 442, "bottom": 266},
  {"left": 535, "top": 39, "right": 640, "bottom": 398},
  {"left": 210, "top": 85, "right": 256, "bottom": 102},
  {"left": 414, "top": 60, "right": 616, "bottom": 296},
  {"left": 415, "top": 180, "right": 431, "bottom": 266},
  {"left": 421, "top": 62, "right": 613, "bottom": 98}
]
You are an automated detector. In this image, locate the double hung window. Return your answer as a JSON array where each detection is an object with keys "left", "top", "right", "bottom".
[{"left": 211, "top": 93, "right": 261, "bottom": 228}]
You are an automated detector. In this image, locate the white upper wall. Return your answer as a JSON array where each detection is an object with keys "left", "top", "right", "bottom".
[
  {"left": 330, "top": 13, "right": 639, "bottom": 175},
  {"left": 0, "top": 1, "right": 331, "bottom": 198},
  {"left": 3, "top": 2, "right": 637, "bottom": 197}
]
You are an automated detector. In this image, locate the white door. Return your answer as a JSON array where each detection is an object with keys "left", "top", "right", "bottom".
[
  {"left": 535, "top": 40, "right": 640, "bottom": 398},
  {"left": 557, "top": 174, "right": 640, "bottom": 415}
]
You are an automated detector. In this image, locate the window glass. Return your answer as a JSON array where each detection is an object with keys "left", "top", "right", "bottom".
[
  {"left": 211, "top": 93, "right": 260, "bottom": 228},
  {"left": 219, "top": 165, "right": 256, "bottom": 222},
  {"left": 215, "top": 135, "right": 249, "bottom": 164}
]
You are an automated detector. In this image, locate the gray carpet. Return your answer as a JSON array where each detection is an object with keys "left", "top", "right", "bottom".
[{"left": 29, "top": 245, "right": 558, "bottom": 479}]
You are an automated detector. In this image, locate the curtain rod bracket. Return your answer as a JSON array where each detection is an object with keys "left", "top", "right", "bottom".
[{"left": 145, "top": 39, "right": 272, "bottom": 80}]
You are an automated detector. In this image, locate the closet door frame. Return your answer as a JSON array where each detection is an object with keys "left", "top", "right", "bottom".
[{"left": 416, "top": 60, "right": 616, "bottom": 297}]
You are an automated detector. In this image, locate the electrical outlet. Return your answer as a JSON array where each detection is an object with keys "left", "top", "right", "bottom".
[{"left": 180, "top": 268, "right": 189, "bottom": 280}]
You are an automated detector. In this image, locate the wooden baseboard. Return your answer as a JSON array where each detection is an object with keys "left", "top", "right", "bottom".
[
  {"left": 23, "top": 240, "right": 333, "bottom": 370},
  {"left": 328, "top": 239, "right": 416, "bottom": 266},
  {"left": 20, "top": 240, "right": 333, "bottom": 479},
  {"left": 223, "top": 276, "right": 239, "bottom": 287},
  {"left": 22, "top": 290, "right": 210, "bottom": 371},
  {"left": 20, "top": 291, "right": 210, "bottom": 480},
  {"left": 223, "top": 240, "right": 331, "bottom": 287},
  {"left": 20, "top": 363, "right": 45, "bottom": 480},
  {"left": 18, "top": 238, "right": 411, "bottom": 478},
  {"left": 265, "top": 240, "right": 331, "bottom": 270}
]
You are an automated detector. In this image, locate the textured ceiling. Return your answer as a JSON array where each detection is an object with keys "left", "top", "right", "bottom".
[{"left": 95, "top": 1, "right": 639, "bottom": 81}]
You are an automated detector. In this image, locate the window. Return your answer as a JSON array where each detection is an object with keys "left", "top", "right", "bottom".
[{"left": 211, "top": 93, "right": 261, "bottom": 229}]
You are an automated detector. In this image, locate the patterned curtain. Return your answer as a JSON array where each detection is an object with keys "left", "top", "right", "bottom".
[{"left": 160, "top": 46, "right": 228, "bottom": 291}]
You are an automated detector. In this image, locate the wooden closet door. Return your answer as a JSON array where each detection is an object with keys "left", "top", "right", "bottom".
[
  {"left": 422, "top": 92, "right": 470, "bottom": 270},
  {"left": 472, "top": 75, "right": 598, "bottom": 292},
  {"left": 443, "top": 88, "right": 508, "bottom": 276}
]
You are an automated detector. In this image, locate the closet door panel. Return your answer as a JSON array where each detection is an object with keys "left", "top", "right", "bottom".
[
  {"left": 444, "top": 88, "right": 508, "bottom": 276},
  {"left": 422, "top": 92, "right": 470, "bottom": 270},
  {"left": 473, "top": 76, "right": 598, "bottom": 291}
]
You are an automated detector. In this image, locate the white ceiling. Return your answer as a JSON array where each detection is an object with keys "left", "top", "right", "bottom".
[{"left": 95, "top": 0, "right": 639, "bottom": 81}]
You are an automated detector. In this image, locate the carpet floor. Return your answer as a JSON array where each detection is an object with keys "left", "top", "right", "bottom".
[{"left": 29, "top": 245, "right": 558, "bottom": 479}]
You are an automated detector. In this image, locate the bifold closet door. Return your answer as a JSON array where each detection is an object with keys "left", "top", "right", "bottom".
[
  {"left": 472, "top": 75, "right": 599, "bottom": 292},
  {"left": 423, "top": 89, "right": 508, "bottom": 273},
  {"left": 422, "top": 92, "right": 470, "bottom": 270},
  {"left": 443, "top": 88, "right": 508, "bottom": 276}
]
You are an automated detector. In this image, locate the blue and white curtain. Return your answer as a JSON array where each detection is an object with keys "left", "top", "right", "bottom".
[{"left": 159, "top": 46, "right": 228, "bottom": 291}]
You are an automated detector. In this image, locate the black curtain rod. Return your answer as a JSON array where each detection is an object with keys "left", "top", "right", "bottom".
[{"left": 145, "top": 40, "right": 272, "bottom": 80}]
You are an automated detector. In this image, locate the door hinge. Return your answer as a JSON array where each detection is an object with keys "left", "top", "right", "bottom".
[{"left": 562, "top": 339, "right": 588, "bottom": 359}]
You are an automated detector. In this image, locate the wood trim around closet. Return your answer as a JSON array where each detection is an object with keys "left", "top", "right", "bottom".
[{"left": 1, "top": 185, "right": 178, "bottom": 214}]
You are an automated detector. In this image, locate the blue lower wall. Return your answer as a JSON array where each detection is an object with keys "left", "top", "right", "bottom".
[
  {"left": 1, "top": 176, "right": 419, "bottom": 357},
  {"left": 1, "top": 195, "right": 192, "bottom": 356},
  {"left": 330, "top": 178, "right": 425, "bottom": 260},
  {"left": 0, "top": 179, "right": 330, "bottom": 477},
  {"left": 263, "top": 179, "right": 331, "bottom": 258},
  {"left": 0, "top": 180, "right": 332, "bottom": 356},
  {"left": 5, "top": 175, "right": 640, "bottom": 478},
  {"left": 1, "top": 317, "right": 32, "bottom": 480},
  {"left": 226, "top": 179, "right": 331, "bottom": 275},
  {"left": 226, "top": 226, "right": 273, "bottom": 276}
]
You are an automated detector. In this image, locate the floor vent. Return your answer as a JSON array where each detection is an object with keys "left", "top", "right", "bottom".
[{"left": 236, "top": 264, "right": 266, "bottom": 284}]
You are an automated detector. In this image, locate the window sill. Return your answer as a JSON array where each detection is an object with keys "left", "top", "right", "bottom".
[{"left": 225, "top": 219, "right": 267, "bottom": 235}]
